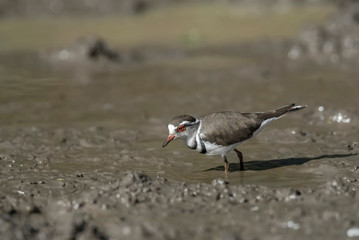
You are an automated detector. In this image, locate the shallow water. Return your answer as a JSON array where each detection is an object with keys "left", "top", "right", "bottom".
[{"left": 1, "top": 49, "right": 357, "bottom": 189}]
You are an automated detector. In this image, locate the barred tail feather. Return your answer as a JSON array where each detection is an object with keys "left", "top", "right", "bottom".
[{"left": 259, "top": 103, "right": 307, "bottom": 120}]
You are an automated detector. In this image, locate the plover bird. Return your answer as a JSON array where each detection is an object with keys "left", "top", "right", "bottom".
[{"left": 162, "top": 103, "right": 306, "bottom": 173}]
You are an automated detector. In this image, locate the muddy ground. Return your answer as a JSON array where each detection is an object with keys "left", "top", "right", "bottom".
[{"left": 1, "top": 1, "right": 359, "bottom": 240}]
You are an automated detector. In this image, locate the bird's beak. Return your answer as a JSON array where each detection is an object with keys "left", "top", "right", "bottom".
[{"left": 162, "top": 134, "right": 175, "bottom": 148}]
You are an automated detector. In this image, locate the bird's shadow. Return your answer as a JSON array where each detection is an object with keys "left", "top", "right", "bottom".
[{"left": 204, "top": 153, "right": 357, "bottom": 172}]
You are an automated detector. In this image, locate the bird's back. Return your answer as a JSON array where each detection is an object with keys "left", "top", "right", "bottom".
[
  {"left": 199, "top": 112, "right": 262, "bottom": 146},
  {"left": 199, "top": 104, "right": 306, "bottom": 146}
]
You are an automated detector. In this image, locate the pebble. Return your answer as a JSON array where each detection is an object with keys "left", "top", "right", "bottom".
[
  {"left": 347, "top": 227, "right": 359, "bottom": 238},
  {"left": 286, "top": 220, "right": 300, "bottom": 230}
]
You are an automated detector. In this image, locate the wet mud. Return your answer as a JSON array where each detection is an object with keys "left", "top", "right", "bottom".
[{"left": 1, "top": 1, "right": 359, "bottom": 240}]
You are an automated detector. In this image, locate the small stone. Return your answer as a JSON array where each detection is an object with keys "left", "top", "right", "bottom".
[
  {"left": 347, "top": 227, "right": 359, "bottom": 237},
  {"left": 251, "top": 206, "right": 259, "bottom": 211},
  {"left": 286, "top": 220, "right": 300, "bottom": 230}
]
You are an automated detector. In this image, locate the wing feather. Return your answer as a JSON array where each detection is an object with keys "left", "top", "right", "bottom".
[{"left": 200, "top": 112, "right": 262, "bottom": 146}]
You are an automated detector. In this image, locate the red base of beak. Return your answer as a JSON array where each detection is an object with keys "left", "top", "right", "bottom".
[{"left": 162, "top": 134, "right": 175, "bottom": 147}]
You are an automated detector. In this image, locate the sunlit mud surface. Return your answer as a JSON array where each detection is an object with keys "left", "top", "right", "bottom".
[{"left": 1, "top": 2, "right": 359, "bottom": 240}]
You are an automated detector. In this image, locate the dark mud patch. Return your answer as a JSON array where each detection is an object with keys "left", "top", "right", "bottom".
[
  {"left": 0, "top": 125, "right": 358, "bottom": 239},
  {"left": 1, "top": 170, "right": 359, "bottom": 240}
]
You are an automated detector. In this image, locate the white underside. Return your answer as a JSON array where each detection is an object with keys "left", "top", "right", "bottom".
[
  {"left": 253, "top": 117, "right": 277, "bottom": 136},
  {"left": 202, "top": 141, "right": 241, "bottom": 156}
]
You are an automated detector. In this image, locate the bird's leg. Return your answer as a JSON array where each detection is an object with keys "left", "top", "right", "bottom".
[
  {"left": 234, "top": 149, "right": 244, "bottom": 171},
  {"left": 222, "top": 155, "right": 229, "bottom": 173}
]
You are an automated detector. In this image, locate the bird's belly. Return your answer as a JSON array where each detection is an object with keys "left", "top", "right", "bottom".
[{"left": 202, "top": 141, "right": 239, "bottom": 156}]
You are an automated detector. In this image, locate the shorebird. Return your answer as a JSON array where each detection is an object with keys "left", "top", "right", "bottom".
[{"left": 162, "top": 103, "right": 306, "bottom": 173}]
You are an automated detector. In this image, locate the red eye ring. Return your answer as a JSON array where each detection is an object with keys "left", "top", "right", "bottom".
[{"left": 177, "top": 125, "right": 186, "bottom": 132}]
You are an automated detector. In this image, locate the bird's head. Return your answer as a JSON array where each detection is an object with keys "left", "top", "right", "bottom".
[{"left": 162, "top": 115, "right": 200, "bottom": 148}]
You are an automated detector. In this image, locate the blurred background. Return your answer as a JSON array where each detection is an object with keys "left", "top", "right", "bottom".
[{"left": 1, "top": 0, "right": 358, "bottom": 127}]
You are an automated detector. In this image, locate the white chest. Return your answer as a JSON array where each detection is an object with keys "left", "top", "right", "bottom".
[{"left": 202, "top": 140, "right": 240, "bottom": 156}]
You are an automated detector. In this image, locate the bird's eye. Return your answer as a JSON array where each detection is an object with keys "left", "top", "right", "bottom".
[{"left": 177, "top": 125, "right": 186, "bottom": 132}]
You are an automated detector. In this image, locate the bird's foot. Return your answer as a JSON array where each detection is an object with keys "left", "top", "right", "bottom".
[
  {"left": 234, "top": 149, "right": 245, "bottom": 171},
  {"left": 239, "top": 163, "right": 245, "bottom": 171},
  {"left": 224, "top": 162, "right": 229, "bottom": 173}
]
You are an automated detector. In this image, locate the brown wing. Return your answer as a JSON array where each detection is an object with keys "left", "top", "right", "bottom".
[
  {"left": 199, "top": 104, "right": 306, "bottom": 146},
  {"left": 199, "top": 112, "right": 262, "bottom": 146}
]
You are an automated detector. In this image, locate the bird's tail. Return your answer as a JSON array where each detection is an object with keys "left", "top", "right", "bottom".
[{"left": 259, "top": 103, "right": 307, "bottom": 120}]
